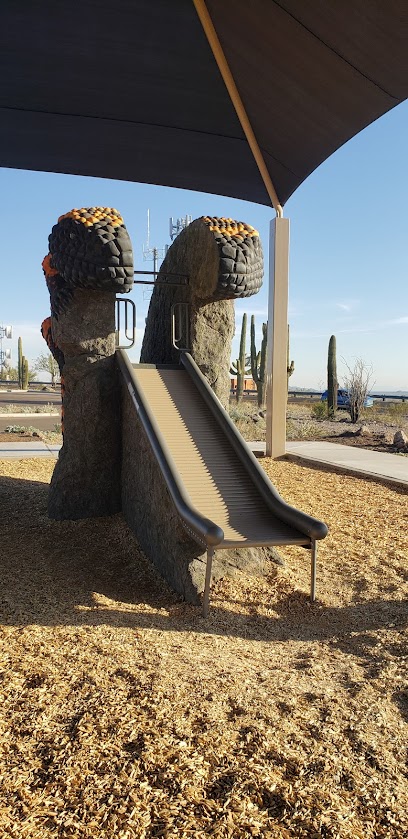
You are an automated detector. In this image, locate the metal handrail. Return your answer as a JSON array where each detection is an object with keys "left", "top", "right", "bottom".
[
  {"left": 171, "top": 303, "right": 190, "bottom": 351},
  {"left": 116, "top": 298, "right": 136, "bottom": 349}
]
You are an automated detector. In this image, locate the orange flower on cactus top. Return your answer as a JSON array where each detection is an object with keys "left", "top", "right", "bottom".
[
  {"left": 42, "top": 254, "right": 59, "bottom": 277},
  {"left": 202, "top": 216, "right": 259, "bottom": 239},
  {"left": 57, "top": 206, "right": 124, "bottom": 228}
]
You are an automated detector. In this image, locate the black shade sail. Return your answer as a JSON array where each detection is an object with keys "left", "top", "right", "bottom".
[{"left": 1, "top": 0, "right": 407, "bottom": 207}]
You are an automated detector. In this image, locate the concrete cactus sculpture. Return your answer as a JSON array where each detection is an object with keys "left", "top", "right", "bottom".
[
  {"left": 140, "top": 216, "right": 263, "bottom": 407},
  {"left": 41, "top": 206, "right": 134, "bottom": 519},
  {"left": 123, "top": 216, "right": 269, "bottom": 603}
]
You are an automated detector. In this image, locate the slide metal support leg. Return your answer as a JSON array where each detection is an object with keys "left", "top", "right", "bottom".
[
  {"left": 310, "top": 540, "right": 317, "bottom": 602},
  {"left": 203, "top": 547, "right": 215, "bottom": 617}
]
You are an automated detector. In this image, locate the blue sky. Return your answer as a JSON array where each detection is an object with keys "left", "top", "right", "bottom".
[{"left": 0, "top": 98, "right": 407, "bottom": 390}]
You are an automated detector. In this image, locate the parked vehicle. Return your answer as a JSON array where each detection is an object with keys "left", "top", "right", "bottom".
[{"left": 320, "top": 388, "right": 373, "bottom": 408}]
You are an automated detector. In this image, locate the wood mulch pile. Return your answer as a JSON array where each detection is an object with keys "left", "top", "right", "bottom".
[{"left": 0, "top": 458, "right": 407, "bottom": 838}]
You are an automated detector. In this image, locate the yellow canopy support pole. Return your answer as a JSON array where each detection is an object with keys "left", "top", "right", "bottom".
[
  {"left": 192, "top": 0, "right": 283, "bottom": 217},
  {"left": 193, "top": 0, "right": 289, "bottom": 458},
  {"left": 266, "top": 217, "right": 290, "bottom": 458}
]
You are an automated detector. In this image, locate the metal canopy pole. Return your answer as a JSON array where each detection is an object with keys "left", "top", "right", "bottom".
[
  {"left": 192, "top": 0, "right": 282, "bottom": 216},
  {"left": 193, "top": 0, "right": 289, "bottom": 458},
  {"left": 266, "top": 218, "right": 290, "bottom": 458}
]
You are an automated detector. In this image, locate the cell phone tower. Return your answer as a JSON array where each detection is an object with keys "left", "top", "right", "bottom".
[
  {"left": 169, "top": 215, "right": 192, "bottom": 241},
  {"left": 142, "top": 209, "right": 167, "bottom": 280},
  {"left": 0, "top": 324, "right": 13, "bottom": 370}
]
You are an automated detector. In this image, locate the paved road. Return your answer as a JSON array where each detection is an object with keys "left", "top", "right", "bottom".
[{"left": 0, "top": 388, "right": 61, "bottom": 407}]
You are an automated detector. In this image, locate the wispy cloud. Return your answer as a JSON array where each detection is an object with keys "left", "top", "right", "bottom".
[
  {"left": 389, "top": 316, "right": 408, "bottom": 325},
  {"left": 293, "top": 315, "right": 408, "bottom": 340},
  {"left": 335, "top": 299, "right": 360, "bottom": 313}
]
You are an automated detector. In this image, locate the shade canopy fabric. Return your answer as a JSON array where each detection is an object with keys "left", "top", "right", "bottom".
[{"left": 1, "top": 0, "right": 407, "bottom": 207}]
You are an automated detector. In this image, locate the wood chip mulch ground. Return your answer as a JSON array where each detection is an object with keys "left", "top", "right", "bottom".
[
  {"left": 0, "top": 458, "right": 407, "bottom": 838},
  {"left": 0, "top": 434, "right": 40, "bottom": 443}
]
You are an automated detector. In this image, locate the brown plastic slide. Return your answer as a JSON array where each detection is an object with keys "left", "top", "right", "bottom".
[{"left": 117, "top": 350, "right": 328, "bottom": 615}]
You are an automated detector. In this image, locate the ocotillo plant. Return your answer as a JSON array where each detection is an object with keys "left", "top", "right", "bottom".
[
  {"left": 230, "top": 313, "right": 249, "bottom": 402},
  {"left": 18, "top": 336, "right": 23, "bottom": 389},
  {"left": 250, "top": 315, "right": 267, "bottom": 408},
  {"left": 327, "top": 334, "right": 337, "bottom": 417},
  {"left": 287, "top": 324, "right": 295, "bottom": 390}
]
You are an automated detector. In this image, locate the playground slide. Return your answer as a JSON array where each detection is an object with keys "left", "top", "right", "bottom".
[{"left": 117, "top": 349, "right": 328, "bottom": 614}]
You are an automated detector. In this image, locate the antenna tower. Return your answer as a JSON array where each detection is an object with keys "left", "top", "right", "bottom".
[
  {"left": 0, "top": 324, "right": 13, "bottom": 371},
  {"left": 142, "top": 209, "right": 167, "bottom": 279},
  {"left": 169, "top": 215, "right": 192, "bottom": 240}
]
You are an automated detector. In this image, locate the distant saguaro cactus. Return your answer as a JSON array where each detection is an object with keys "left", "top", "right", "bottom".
[
  {"left": 250, "top": 315, "right": 267, "bottom": 408},
  {"left": 327, "top": 335, "right": 337, "bottom": 417},
  {"left": 22, "top": 356, "right": 29, "bottom": 390},
  {"left": 18, "top": 336, "right": 23, "bottom": 389},
  {"left": 230, "top": 313, "right": 249, "bottom": 402},
  {"left": 287, "top": 324, "right": 295, "bottom": 390}
]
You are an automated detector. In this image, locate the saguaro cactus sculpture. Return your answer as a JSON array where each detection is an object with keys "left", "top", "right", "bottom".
[
  {"left": 124, "top": 216, "right": 271, "bottom": 604},
  {"left": 141, "top": 216, "right": 263, "bottom": 407},
  {"left": 327, "top": 334, "right": 337, "bottom": 417},
  {"left": 41, "top": 206, "right": 134, "bottom": 519},
  {"left": 230, "top": 313, "right": 250, "bottom": 402},
  {"left": 250, "top": 315, "right": 267, "bottom": 408}
]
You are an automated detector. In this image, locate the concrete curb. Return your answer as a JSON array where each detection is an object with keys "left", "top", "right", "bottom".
[
  {"left": 0, "top": 413, "right": 59, "bottom": 419},
  {"left": 247, "top": 441, "right": 408, "bottom": 488},
  {"left": 1, "top": 440, "right": 407, "bottom": 485},
  {"left": 0, "top": 442, "right": 60, "bottom": 459}
]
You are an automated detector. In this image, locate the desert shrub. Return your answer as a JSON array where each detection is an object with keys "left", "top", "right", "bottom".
[
  {"left": 386, "top": 402, "right": 408, "bottom": 423},
  {"left": 4, "top": 424, "right": 26, "bottom": 433},
  {"left": 286, "top": 419, "right": 324, "bottom": 441},
  {"left": 342, "top": 357, "right": 374, "bottom": 423},
  {"left": 311, "top": 402, "right": 326, "bottom": 421}
]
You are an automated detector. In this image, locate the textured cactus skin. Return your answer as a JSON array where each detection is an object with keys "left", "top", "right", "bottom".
[
  {"left": 327, "top": 334, "right": 337, "bottom": 417},
  {"left": 250, "top": 315, "right": 267, "bottom": 408},
  {"left": 202, "top": 217, "right": 264, "bottom": 300},
  {"left": 287, "top": 324, "right": 295, "bottom": 389},
  {"left": 230, "top": 313, "right": 249, "bottom": 402},
  {"left": 22, "top": 357, "right": 29, "bottom": 390},
  {"left": 43, "top": 207, "right": 134, "bottom": 319}
]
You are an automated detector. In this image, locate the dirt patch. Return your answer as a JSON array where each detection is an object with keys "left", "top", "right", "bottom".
[
  {"left": 231, "top": 398, "right": 408, "bottom": 455},
  {"left": 0, "top": 458, "right": 407, "bottom": 837},
  {"left": 317, "top": 430, "right": 407, "bottom": 455},
  {"left": 0, "top": 432, "right": 40, "bottom": 442}
]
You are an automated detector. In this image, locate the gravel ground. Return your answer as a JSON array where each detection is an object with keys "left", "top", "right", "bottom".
[{"left": 231, "top": 400, "right": 408, "bottom": 455}]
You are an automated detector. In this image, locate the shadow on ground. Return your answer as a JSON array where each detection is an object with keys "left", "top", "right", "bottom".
[{"left": 2, "top": 474, "right": 407, "bottom": 665}]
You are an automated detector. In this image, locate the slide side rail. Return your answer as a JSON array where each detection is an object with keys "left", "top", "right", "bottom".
[{"left": 181, "top": 352, "right": 328, "bottom": 542}]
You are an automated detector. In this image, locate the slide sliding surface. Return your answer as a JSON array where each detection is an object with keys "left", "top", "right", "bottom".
[{"left": 117, "top": 350, "right": 328, "bottom": 614}]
